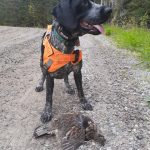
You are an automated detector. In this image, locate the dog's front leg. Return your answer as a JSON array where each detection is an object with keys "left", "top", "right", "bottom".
[
  {"left": 41, "top": 74, "right": 54, "bottom": 123},
  {"left": 74, "top": 71, "right": 93, "bottom": 110}
]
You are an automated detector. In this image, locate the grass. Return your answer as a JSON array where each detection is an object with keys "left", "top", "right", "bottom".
[
  {"left": 145, "top": 96, "right": 150, "bottom": 108},
  {"left": 105, "top": 25, "right": 150, "bottom": 68}
]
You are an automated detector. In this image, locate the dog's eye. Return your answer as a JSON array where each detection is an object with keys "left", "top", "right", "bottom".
[
  {"left": 77, "top": 0, "right": 91, "bottom": 14},
  {"left": 81, "top": 0, "right": 90, "bottom": 8}
]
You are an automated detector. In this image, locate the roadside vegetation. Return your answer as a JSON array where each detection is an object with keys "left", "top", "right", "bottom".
[{"left": 105, "top": 25, "right": 150, "bottom": 68}]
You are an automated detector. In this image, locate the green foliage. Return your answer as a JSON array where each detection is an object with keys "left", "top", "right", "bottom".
[
  {"left": 105, "top": 25, "right": 150, "bottom": 68},
  {"left": 0, "top": 0, "right": 58, "bottom": 27},
  {"left": 108, "top": 0, "right": 150, "bottom": 28},
  {"left": 0, "top": 0, "right": 150, "bottom": 28},
  {"left": 145, "top": 97, "right": 150, "bottom": 108},
  {"left": 140, "top": 13, "right": 149, "bottom": 28}
]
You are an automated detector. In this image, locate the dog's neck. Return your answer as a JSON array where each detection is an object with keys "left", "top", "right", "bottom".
[{"left": 50, "top": 20, "right": 79, "bottom": 54}]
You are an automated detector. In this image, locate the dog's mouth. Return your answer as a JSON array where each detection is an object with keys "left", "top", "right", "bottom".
[{"left": 80, "top": 21, "right": 104, "bottom": 34}]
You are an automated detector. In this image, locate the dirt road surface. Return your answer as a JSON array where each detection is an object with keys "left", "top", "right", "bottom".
[{"left": 0, "top": 26, "right": 150, "bottom": 150}]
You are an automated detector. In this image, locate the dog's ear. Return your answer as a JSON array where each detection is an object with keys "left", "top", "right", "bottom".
[{"left": 52, "top": 0, "right": 78, "bottom": 31}]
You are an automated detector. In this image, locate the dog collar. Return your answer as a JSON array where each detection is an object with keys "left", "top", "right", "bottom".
[
  {"left": 52, "top": 27, "right": 66, "bottom": 44},
  {"left": 53, "top": 19, "right": 79, "bottom": 41}
]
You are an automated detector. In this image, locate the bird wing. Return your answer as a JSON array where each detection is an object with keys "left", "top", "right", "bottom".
[
  {"left": 33, "top": 125, "right": 56, "bottom": 138},
  {"left": 61, "top": 126, "right": 85, "bottom": 150}
]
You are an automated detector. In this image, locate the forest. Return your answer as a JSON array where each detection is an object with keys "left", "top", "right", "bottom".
[{"left": 0, "top": 0, "right": 150, "bottom": 28}]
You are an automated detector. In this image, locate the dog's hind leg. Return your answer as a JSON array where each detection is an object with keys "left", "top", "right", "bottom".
[
  {"left": 35, "top": 56, "right": 47, "bottom": 92},
  {"left": 64, "top": 76, "right": 75, "bottom": 95},
  {"left": 41, "top": 74, "right": 54, "bottom": 123},
  {"left": 35, "top": 37, "right": 46, "bottom": 92},
  {"left": 35, "top": 72, "right": 46, "bottom": 92}
]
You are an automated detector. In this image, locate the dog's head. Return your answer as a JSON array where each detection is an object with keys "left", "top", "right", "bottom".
[{"left": 52, "top": 0, "right": 112, "bottom": 35}]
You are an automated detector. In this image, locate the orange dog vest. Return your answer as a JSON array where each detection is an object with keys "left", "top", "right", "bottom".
[{"left": 43, "top": 25, "right": 82, "bottom": 73}]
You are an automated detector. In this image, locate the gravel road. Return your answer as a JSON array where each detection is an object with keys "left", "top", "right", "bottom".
[{"left": 0, "top": 26, "right": 150, "bottom": 150}]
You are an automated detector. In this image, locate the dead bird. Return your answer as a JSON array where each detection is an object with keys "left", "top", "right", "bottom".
[{"left": 34, "top": 113, "right": 106, "bottom": 150}]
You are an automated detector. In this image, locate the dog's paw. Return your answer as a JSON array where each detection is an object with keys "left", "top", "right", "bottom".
[
  {"left": 66, "top": 88, "right": 75, "bottom": 95},
  {"left": 35, "top": 86, "right": 44, "bottom": 92},
  {"left": 81, "top": 102, "right": 93, "bottom": 111},
  {"left": 41, "top": 111, "right": 52, "bottom": 123}
]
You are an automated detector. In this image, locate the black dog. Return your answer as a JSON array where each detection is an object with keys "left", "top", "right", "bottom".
[{"left": 35, "top": 0, "right": 112, "bottom": 123}]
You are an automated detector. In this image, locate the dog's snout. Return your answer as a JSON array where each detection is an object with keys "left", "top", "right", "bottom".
[{"left": 104, "top": 7, "right": 112, "bottom": 15}]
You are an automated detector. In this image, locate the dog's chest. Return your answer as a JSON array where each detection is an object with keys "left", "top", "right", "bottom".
[
  {"left": 49, "top": 63, "right": 74, "bottom": 78},
  {"left": 50, "top": 62, "right": 81, "bottom": 79}
]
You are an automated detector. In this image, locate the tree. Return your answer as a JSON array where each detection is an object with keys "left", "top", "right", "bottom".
[{"left": 0, "top": 0, "right": 58, "bottom": 27}]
